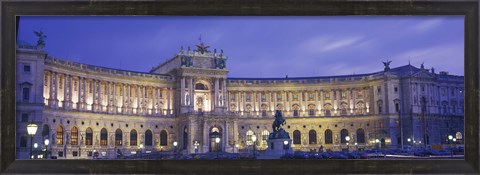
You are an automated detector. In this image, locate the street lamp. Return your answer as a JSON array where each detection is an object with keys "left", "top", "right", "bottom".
[
  {"left": 215, "top": 138, "right": 220, "bottom": 159},
  {"left": 251, "top": 135, "right": 257, "bottom": 159},
  {"left": 354, "top": 142, "right": 358, "bottom": 151},
  {"left": 44, "top": 139, "right": 50, "bottom": 159},
  {"left": 448, "top": 135, "right": 453, "bottom": 158},
  {"left": 283, "top": 140, "right": 289, "bottom": 157},
  {"left": 173, "top": 141, "right": 178, "bottom": 159},
  {"left": 139, "top": 143, "right": 144, "bottom": 159},
  {"left": 194, "top": 141, "right": 199, "bottom": 153},
  {"left": 33, "top": 143, "right": 38, "bottom": 159},
  {"left": 345, "top": 136, "right": 351, "bottom": 152},
  {"left": 26, "top": 123, "right": 38, "bottom": 159},
  {"left": 375, "top": 139, "right": 380, "bottom": 156}
]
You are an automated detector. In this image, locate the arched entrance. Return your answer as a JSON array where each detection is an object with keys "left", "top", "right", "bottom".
[
  {"left": 209, "top": 127, "right": 222, "bottom": 152},
  {"left": 194, "top": 82, "right": 212, "bottom": 112},
  {"left": 183, "top": 126, "right": 188, "bottom": 150}
]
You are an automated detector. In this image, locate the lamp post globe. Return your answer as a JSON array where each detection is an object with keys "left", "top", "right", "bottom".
[
  {"left": 215, "top": 138, "right": 220, "bottom": 159},
  {"left": 453, "top": 138, "right": 457, "bottom": 142},
  {"left": 44, "top": 139, "right": 50, "bottom": 159},
  {"left": 26, "top": 123, "right": 38, "bottom": 159},
  {"left": 448, "top": 135, "right": 453, "bottom": 140},
  {"left": 34, "top": 143, "right": 38, "bottom": 149},
  {"left": 251, "top": 135, "right": 257, "bottom": 159}
]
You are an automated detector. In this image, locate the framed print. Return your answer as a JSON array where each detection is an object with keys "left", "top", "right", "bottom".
[{"left": 1, "top": 1, "right": 478, "bottom": 174}]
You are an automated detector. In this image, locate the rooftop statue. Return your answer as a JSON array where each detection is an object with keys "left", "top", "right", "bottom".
[
  {"left": 195, "top": 42, "right": 210, "bottom": 54},
  {"left": 33, "top": 30, "right": 47, "bottom": 47},
  {"left": 383, "top": 60, "right": 392, "bottom": 71},
  {"left": 269, "top": 110, "right": 290, "bottom": 139}
]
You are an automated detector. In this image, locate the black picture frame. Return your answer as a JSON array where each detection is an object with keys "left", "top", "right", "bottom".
[{"left": 1, "top": 1, "right": 478, "bottom": 174}]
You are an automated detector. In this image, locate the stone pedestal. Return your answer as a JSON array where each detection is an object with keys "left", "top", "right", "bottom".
[{"left": 259, "top": 139, "right": 293, "bottom": 159}]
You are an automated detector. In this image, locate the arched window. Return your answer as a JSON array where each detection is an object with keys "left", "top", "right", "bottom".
[
  {"left": 309, "top": 130, "right": 317, "bottom": 144},
  {"left": 377, "top": 100, "right": 383, "bottom": 114},
  {"left": 56, "top": 126, "right": 64, "bottom": 145},
  {"left": 340, "top": 129, "right": 349, "bottom": 144},
  {"left": 356, "top": 128, "right": 365, "bottom": 143},
  {"left": 70, "top": 127, "right": 78, "bottom": 145},
  {"left": 324, "top": 103, "right": 332, "bottom": 116},
  {"left": 130, "top": 129, "right": 137, "bottom": 146},
  {"left": 356, "top": 101, "right": 364, "bottom": 114},
  {"left": 22, "top": 87, "right": 30, "bottom": 101},
  {"left": 292, "top": 104, "right": 300, "bottom": 117},
  {"left": 145, "top": 130, "right": 153, "bottom": 146},
  {"left": 293, "top": 130, "right": 301, "bottom": 144},
  {"left": 261, "top": 104, "right": 267, "bottom": 117},
  {"left": 261, "top": 130, "right": 269, "bottom": 142},
  {"left": 86, "top": 128, "right": 93, "bottom": 146},
  {"left": 42, "top": 124, "right": 50, "bottom": 138},
  {"left": 160, "top": 130, "right": 168, "bottom": 146},
  {"left": 308, "top": 104, "right": 316, "bottom": 116},
  {"left": 20, "top": 136, "right": 27, "bottom": 147},
  {"left": 456, "top": 132, "right": 463, "bottom": 140},
  {"left": 246, "top": 130, "right": 254, "bottom": 145},
  {"left": 100, "top": 128, "right": 108, "bottom": 146},
  {"left": 340, "top": 102, "right": 348, "bottom": 115},
  {"left": 115, "top": 129, "right": 122, "bottom": 146},
  {"left": 325, "top": 129, "right": 333, "bottom": 144},
  {"left": 195, "top": 83, "right": 208, "bottom": 90}
]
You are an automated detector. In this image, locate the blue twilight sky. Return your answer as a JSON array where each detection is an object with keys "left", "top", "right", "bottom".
[{"left": 18, "top": 16, "right": 464, "bottom": 77}]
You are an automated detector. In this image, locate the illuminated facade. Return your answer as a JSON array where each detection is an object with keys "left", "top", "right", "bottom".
[{"left": 16, "top": 42, "right": 464, "bottom": 159}]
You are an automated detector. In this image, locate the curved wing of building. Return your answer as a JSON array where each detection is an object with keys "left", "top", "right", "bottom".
[{"left": 16, "top": 42, "right": 464, "bottom": 159}]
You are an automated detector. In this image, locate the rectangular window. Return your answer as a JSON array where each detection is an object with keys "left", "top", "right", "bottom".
[
  {"left": 451, "top": 89, "right": 455, "bottom": 96},
  {"left": 441, "top": 88, "right": 446, "bottom": 96},
  {"left": 341, "top": 92, "right": 346, "bottom": 99},
  {"left": 73, "top": 151, "right": 78, "bottom": 157},
  {"left": 277, "top": 94, "right": 282, "bottom": 101},
  {"left": 58, "top": 151, "right": 64, "bottom": 157},
  {"left": 23, "top": 65, "right": 31, "bottom": 73},
  {"left": 230, "top": 94, "right": 235, "bottom": 102},
  {"left": 261, "top": 94, "right": 266, "bottom": 102},
  {"left": 21, "top": 113, "right": 29, "bottom": 122},
  {"left": 59, "top": 78, "right": 63, "bottom": 89},
  {"left": 309, "top": 93, "right": 314, "bottom": 101},
  {"left": 377, "top": 88, "right": 381, "bottom": 94},
  {"left": 246, "top": 94, "right": 250, "bottom": 102},
  {"left": 394, "top": 87, "right": 398, "bottom": 92},
  {"left": 89, "top": 82, "right": 93, "bottom": 93},
  {"left": 74, "top": 81, "right": 77, "bottom": 91},
  {"left": 293, "top": 94, "right": 298, "bottom": 101},
  {"left": 325, "top": 93, "right": 330, "bottom": 100},
  {"left": 23, "top": 87, "right": 30, "bottom": 101}
]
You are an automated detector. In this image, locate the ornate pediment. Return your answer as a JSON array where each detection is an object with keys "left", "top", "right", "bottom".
[{"left": 412, "top": 70, "right": 436, "bottom": 79}]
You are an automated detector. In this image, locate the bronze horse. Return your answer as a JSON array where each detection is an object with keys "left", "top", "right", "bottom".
[{"left": 272, "top": 110, "right": 286, "bottom": 132}]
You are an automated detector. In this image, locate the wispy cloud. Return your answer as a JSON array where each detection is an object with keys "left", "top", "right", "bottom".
[
  {"left": 411, "top": 18, "right": 443, "bottom": 33},
  {"left": 298, "top": 35, "right": 368, "bottom": 54}
]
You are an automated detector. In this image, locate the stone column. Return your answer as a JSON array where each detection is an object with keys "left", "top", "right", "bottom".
[
  {"left": 54, "top": 72, "right": 59, "bottom": 109},
  {"left": 203, "top": 120, "right": 208, "bottom": 153},
  {"left": 346, "top": 88, "right": 351, "bottom": 115},
  {"left": 167, "top": 88, "right": 171, "bottom": 115},
  {"left": 320, "top": 90, "right": 324, "bottom": 116},
  {"left": 363, "top": 87, "right": 367, "bottom": 114},
  {"left": 68, "top": 75, "right": 73, "bottom": 109},
  {"left": 77, "top": 77, "right": 83, "bottom": 111},
  {"left": 181, "top": 77, "right": 185, "bottom": 106},
  {"left": 353, "top": 88, "right": 357, "bottom": 115},
  {"left": 235, "top": 91, "right": 241, "bottom": 112},
  {"left": 273, "top": 91, "right": 278, "bottom": 112},
  {"left": 299, "top": 91, "right": 303, "bottom": 115},
  {"left": 288, "top": 91, "right": 293, "bottom": 113},
  {"left": 223, "top": 79, "right": 227, "bottom": 108},
  {"left": 112, "top": 82, "right": 117, "bottom": 114},
  {"left": 215, "top": 78, "right": 219, "bottom": 109},
  {"left": 83, "top": 78, "right": 87, "bottom": 110},
  {"left": 48, "top": 71, "right": 54, "bottom": 107},
  {"left": 224, "top": 120, "right": 229, "bottom": 152},
  {"left": 62, "top": 74, "right": 68, "bottom": 109},
  {"left": 98, "top": 80, "right": 103, "bottom": 112},
  {"left": 267, "top": 91, "right": 271, "bottom": 113},
  {"left": 143, "top": 86, "right": 147, "bottom": 115},
  {"left": 315, "top": 90, "right": 319, "bottom": 115},
  {"left": 122, "top": 83, "right": 126, "bottom": 113},
  {"left": 253, "top": 91, "right": 257, "bottom": 114},
  {"left": 331, "top": 90, "right": 336, "bottom": 115},
  {"left": 92, "top": 79, "right": 97, "bottom": 112},
  {"left": 189, "top": 78, "right": 194, "bottom": 112},
  {"left": 107, "top": 81, "right": 111, "bottom": 113},
  {"left": 243, "top": 91, "right": 247, "bottom": 114}
]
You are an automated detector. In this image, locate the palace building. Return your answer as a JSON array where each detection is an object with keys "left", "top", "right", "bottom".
[{"left": 16, "top": 41, "right": 464, "bottom": 159}]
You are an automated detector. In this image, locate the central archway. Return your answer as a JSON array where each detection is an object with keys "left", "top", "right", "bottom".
[{"left": 209, "top": 127, "right": 222, "bottom": 152}]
